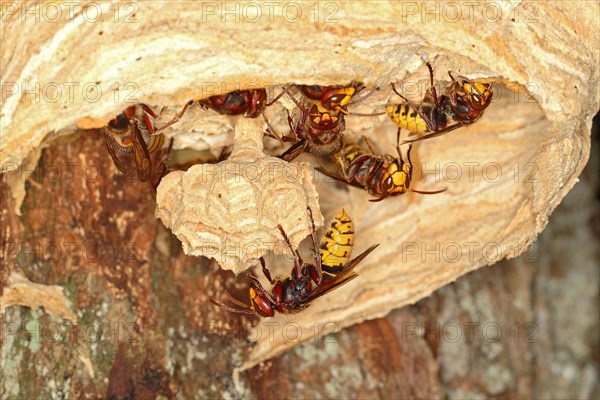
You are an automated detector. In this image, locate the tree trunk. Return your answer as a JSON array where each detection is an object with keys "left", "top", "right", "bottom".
[
  {"left": 1, "top": 112, "right": 598, "bottom": 400},
  {"left": 1, "top": 1, "right": 599, "bottom": 398}
]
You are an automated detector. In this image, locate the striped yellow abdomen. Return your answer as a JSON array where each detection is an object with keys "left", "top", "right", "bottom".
[
  {"left": 147, "top": 133, "right": 165, "bottom": 153},
  {"left": 386, "top": 104, "right": 428, "bottom": 133},
  {"left": 320, "top": 209, "right": 355, "bottom": 279},
  {"left": 336, "top": 142, "right": 365, "bottom": 173},
  {"left": 342, "top": 143, "right": 364, "bottom": 163}
]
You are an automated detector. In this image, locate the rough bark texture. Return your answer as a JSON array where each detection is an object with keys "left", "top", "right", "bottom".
[
  {"left": 1, "top": 1, "right": 599, "bottom": 398},
  {"left": 0, "top": 113, "right": 598, "bottom": 399},
  {"left": 246, "top": 126, "right": 600, "bottom": 400},
  {"left": 3, "top": 0, "right": 598, "bottom": 365}
]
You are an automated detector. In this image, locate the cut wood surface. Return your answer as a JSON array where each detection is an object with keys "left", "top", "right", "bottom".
[{"left": 1, "top": 0, "right": 598, "bottom": 379}]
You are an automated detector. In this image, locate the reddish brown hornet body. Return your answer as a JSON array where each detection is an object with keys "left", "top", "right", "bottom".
[
  {"left": 387, "top": 61, "right": 493, "bottom": 143},
  {"left": 210, "top": 208, "right": 379, "bottom": 317},
  {"left": 199, "top": 89, "right": 267, "bottom": 118},
  {"left": 162, "top": 88, "right": 282, "bottom": 143},
  {"left": 104, "top": 104, "right": 172, "bottom": 189},
  {"left": 319, "top": 132, "right": 446, "bottom": 201},
  {"left": 279, "top": 100, "right": 347, "bottom": 162},
  {"left": 298, "top": 82, "right": 364, "bottom": 114},
  {"left": 278, "top": 83, "right": 365, "bottom": 161}
]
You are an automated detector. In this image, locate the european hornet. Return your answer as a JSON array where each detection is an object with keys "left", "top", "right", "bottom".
[
  {"left": 386, "top": 61, "right": 493, "bottom": 143},
  {"left": 162, "top": 88, "right": 284, "bottom": 144},
  {"left": 279, "top": 99, "right": 347, "bottom": 162},
  {"left": 210, "top": 208, "right": 379, "bottom": 317},
  {"left": 298, "top": 81, "right": 365, "bottom": 114},
  {"left": 104, "top": 103, "right": 173, "bottom": 189},
  {"left": 319, "top": 208, "right": 358, "bottom": 280},
  {"left": 318, "top": 131, "right": 446, "bottom": 202},
  {"left": 200, "top": 88, "right": 268, "bottom": 118},
  {"left": 278, "top": 82, "right": 382, "bottom": 161}
]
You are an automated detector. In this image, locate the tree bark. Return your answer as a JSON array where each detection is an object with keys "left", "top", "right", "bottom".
[
  {"left": 1, "top": 1, "right": 599, "bottom": 398},
  {"left": 1, "top": 115, "right": 598, "bottom": 399}
]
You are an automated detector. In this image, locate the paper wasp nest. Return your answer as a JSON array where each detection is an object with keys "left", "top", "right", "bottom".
[
  {"left": 155, "top": 117, "right": 322, "bottom": 272},
  {"left": 1, "top": 1, "right": 598, "bottom": 372}
]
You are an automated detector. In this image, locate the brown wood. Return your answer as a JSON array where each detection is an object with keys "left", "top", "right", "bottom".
[
  {"left": 4, "top": 1, "right": 597, "bottom": 365},
  {"left": 1, "top": 1, "right": 599, "bottom": 397},
  {"left": 0, "top": 123, "right": 597, "bottom": 399}
]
